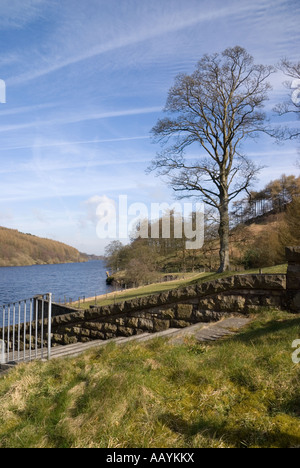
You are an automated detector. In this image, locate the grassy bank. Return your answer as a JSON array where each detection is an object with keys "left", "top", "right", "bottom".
[
  {"left": 0, "top": 308, "right": 299, "bottom": 448},
  {"left": 74, "top": 264, "right": 287, "bottom": 309}
]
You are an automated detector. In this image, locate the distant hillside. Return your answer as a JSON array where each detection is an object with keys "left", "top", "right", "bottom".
[{"left": 0, "top": 227, "right": 92, "bottom": 267}]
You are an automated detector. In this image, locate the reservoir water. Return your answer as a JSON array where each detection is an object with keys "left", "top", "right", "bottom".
[{"left": 0, "top": 260, "right": 112, "bottom": 306}]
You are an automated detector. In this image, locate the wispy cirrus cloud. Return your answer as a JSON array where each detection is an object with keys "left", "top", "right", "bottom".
[
  {"left": 1, "top": 0, "right": 299, "bottom": 254},
  {"left": 0, "top": 135, "right": 150, "bottom": 152},
  {"left": 0, "top": 0, "right": 52, "bottom": 29},
  {"left": 7, "top": 0, "right": 286, "bottom": 86},
  {"left": 0, "top": 106, "right": 161, "bottom": 133},
  {"left": 0, "top": 102, "right": 56, "bottom": 117}
]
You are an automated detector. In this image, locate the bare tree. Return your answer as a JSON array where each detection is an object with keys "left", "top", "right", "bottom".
[
  {"left": 274, "top": 59, "right": 300, "bottom": 141},
  {"left": 105, "top": 240, "right": 125, "bottom": 273},
  {"left": 149, "top": 46, "right": 274, "bottom": 272}
]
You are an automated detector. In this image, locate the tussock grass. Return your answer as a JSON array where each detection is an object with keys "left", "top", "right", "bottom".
[{"left": 0, "top": 308, "right": 299, "bottom": 448}]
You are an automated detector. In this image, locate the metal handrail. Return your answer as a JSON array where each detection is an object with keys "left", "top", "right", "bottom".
[{"left": 0, "top": 293, "right": 52, "bottom": 364}]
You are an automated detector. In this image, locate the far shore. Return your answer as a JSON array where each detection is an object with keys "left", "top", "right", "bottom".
[{"left": 68, "top": 271, "right": 204, "bottom": 307}]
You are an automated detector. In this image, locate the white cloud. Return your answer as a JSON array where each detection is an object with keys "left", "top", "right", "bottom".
[
  {"left": 79, "top": 195, "right": 116, "bottom": 228},
  {"left": 1, "top": 0, "right": 299, "bottom": 255},
  {"left": 0, "top": 106, "right": 161, "bottom": 133},
  {"left": 0, "top": 135, "right": 150, "bottom": 152},
  {"left": 0, "top": 52, "right": 20, "bottom": 67},
  {"left": 0, "top": 0, "right": 51, "bottom": 29},
  {"left": 0, "top": 210, "right": 13, "bottom": 221},
  {"left": 32, "top": 208, "right": 49, "bottom": 224},
  {"left": 8, "top": 0, "right": 287, "bottom": 85},
  {"left": 0, "top": 103, "right": 56, "bottom": 117}
]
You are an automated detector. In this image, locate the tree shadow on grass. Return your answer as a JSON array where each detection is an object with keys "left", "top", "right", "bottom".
[
  {"left": 227, "top": 316, "right": 300, "bottom": 345},
  {"left": 158, "top": 412, "right": 300, "bottom": 448}
]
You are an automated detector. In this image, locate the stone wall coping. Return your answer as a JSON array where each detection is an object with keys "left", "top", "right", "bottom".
[
  {"left": 51, "top": 273, "right": 287, "bottom": 326},
  {"left": 286, "top": 246, "right": 300, "bottom": 263}
]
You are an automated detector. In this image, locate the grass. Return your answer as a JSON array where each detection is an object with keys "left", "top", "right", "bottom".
[
  {"left": 73, "top": 264, "right": 288, "bottom": 309},
  {"left": 0, "top": 307, "right": 299, "bottom": 448}
]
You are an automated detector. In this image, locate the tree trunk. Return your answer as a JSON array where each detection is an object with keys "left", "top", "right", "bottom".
[{"left": 218, "top": 196, "right": 230, "bottom": 273}]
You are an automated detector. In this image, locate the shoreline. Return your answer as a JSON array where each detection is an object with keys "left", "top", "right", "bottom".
[
  {"left": 69, "top": 272, "right": 206, "bottom": 307},
  {"left": 0, "top": 259, "right": 104, "bottom": 270}
]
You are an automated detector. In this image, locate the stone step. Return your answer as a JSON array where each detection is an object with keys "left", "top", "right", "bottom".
[
  {"left": 0, "top": 329, "right": 181, "bottom": 370},
  {"left": 0, "top": 318, "right": 251, "bottom": 373},
  {"left": 48, "top": 328, "right": 181, "bottom": 360},
  {"left": 169, "top": 317, "right": 251, "bottom": 344},
  {"left": 0, "top": 363, "right": 16, "bottom": 376}
]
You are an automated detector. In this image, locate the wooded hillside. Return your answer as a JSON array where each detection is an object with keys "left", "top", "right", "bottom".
[
  {"left": 0, "top": 227, "right": 88, "bottom": 267},
  {"left": 105, "top": 174, "right": 300, "bottom": 286}
]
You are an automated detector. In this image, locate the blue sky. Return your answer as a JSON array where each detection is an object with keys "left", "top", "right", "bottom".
[{"left": 0, "top": 0, "right": 299, "bottom": 254}]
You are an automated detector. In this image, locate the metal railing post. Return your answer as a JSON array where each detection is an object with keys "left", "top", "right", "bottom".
[
  {"left": 23, "top": 301, "right": 27, "bottom": 362},
  {"left": 35, "top": 298, "right": 38, "bottom": 360},
  {"left": 29, "top": 299, "right": 33, "bottom": 362},
  {"left": 18, "top": 302, "right": 21, "bottom": 361},
  {"left": 7, "top": 305, "right": 10, "bottom": 362},
  {"left": 12, "top": 304, "right": 16, "bottom": 362},
  {"left": 47, "top": 293, "right": 52, "bottom": 360},
  {"left": 0, "top": 304, "right": 5, "bottom": 365},
  {"left": 41, "top": 297, "right": 44, "bottom": 360}
]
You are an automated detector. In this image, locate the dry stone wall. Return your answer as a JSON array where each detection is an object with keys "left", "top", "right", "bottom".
[
  {"left": 3, "top": 247, "right": 299, "bottom": 353},
  {"left": 50, "top": 274, "right": 287, "bottom": 346}
]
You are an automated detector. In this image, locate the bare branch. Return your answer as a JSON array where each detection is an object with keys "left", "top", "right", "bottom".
[
  {"left": 272, "top": 59, "right": 300, "bottom": 141},
  {"left": 148, "top": 46, "right": 273, "bottom": 272}
]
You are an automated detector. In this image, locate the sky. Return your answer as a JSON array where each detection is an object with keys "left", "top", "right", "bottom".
[{"left": 0, "top": 0, "right": 299, "bottom": 255}]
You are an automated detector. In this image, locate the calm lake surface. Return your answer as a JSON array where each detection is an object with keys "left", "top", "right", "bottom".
[{"left": 0, "top": 261, "right": 112, "bottom": 305}]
